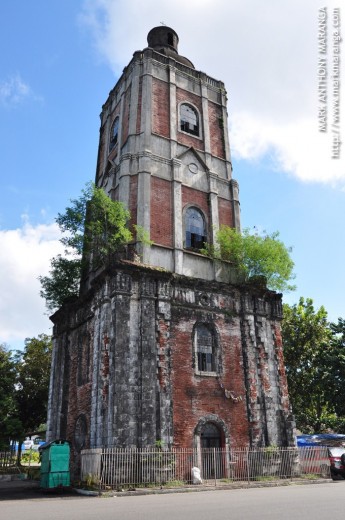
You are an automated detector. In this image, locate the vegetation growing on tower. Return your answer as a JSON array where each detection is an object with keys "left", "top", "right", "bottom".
[{"left": 202, "top": 225, "right": 296, "bottom": 293}]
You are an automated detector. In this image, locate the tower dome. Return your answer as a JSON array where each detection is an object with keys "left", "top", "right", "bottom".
[{"left": 147, "top": 26, "right": 195, "bottom": 68}]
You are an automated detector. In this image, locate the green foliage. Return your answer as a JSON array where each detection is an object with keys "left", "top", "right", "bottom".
[
  {"left": 83, "top": 185, "right": 132, "bottom": 267},
  {"left": 0, "top": 336, "right": 52, "bottom": 448},
  {"left": 14, "top": 334, "right": 52, "bottom": 435},
  {"left": 56, "top": 182, "right": 94, "bottom": 257},
  {"left": 39, "top": 256, "right": 81, "bottom": 312},
  {"left": 21, "top": 450, "right": 40, "bottom": 464},
  {"left": 39, "top": 182, "right": 137, "bottom": 312},
  {"left": 56, "top": 182, "right": 132, "bottom": 266},
  {"left": 327, "top": 318, "right": 345, "bottom": 419},
  {"left": 0, "top": 345, "right": 22, "bottom": 449},
  {"left": 202, "top": 226, "right": 296, "bottom": 292},
  {"left": 133, "top": 225, "right": 154, "bottom": 247},
  {"left": 282, "top": 298, "right": 345, "bottom": 432}
]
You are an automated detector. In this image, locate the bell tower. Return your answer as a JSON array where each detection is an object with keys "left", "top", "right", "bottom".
[
  {"left": 47, "top": 27, "right": 294, "bottom": 466},
  {"left": 94, "top": 26, "right": 240, "bottom": 281}
]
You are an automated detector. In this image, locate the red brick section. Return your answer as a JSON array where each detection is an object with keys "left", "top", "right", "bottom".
[
  {"left": 170, "top": 314, "right": 250, "bottom": 448},
  {"left": 150, "top": 177, "right": 173, "bottom": 247},
  {"left": 136, "top": 76, "right": 143, "bottom": 134},
  {"left": 121, "top": 86, "right": 131, "bottom": 144},
  {"left": 65, "top": 332, "right": 93, "bottom": 454},
  {"left": 129, "top": 175, "right": 138, "bottom": 228},
  {"left": 176, "top": 87, "right": 205, "bottom": 151},
  {"left": 218, "top": 197, "right": 233, "bottom": 228},
  {"left": 157, "top": 318, "right": 169, "bottom": 390},
  {"left": 152, "top": 78, "right": 170, "bottom": 138},
  {"left": 110, "top": 102, "right": 121, "bottom": 127},
  {"left": 182, "top": 186, "right": 209, "bottom": 223},
  {"left": 208, "top": 100, "right": 225, "bottom": 159}
]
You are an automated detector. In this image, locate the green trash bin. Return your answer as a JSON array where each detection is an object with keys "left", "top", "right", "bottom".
[{"left": 39, "top": 440, "right": 71, "bottom": 489}]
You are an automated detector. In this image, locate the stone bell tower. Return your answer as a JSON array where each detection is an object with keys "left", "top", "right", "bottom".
[
  {"left": 89, "top": 25, "right": 240, "bottom": 285},
  {"left": 47, "top": 27, "right": 294, "bottom": 464}
]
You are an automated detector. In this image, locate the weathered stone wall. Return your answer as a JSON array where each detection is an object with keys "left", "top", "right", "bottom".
[{"left": 47, "top": 263, "right": 295, "bottom": 475}]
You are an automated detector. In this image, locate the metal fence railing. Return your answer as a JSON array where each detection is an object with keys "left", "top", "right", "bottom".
[
  {"left": 80, "top": 446, "right": 331, "bottom": 490},
  {"left": 0, "top": 450, "right": 20, "bottom": 474}
]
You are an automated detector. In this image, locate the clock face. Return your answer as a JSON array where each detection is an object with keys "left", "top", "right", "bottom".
[{"left": 188, "top": 162, "right": 198, "bottom": 174}]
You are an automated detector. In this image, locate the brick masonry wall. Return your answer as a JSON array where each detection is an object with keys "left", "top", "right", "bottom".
[
  {"left": 150, "top": 177, "right": 173, "bottom": 247},
  {"left": 208, "top": 100, "right": 225, "bottom": 159},
  {"left": 182, "top": 186, "right": 210, "bottom": 234},
  {"left": 218, "top": 197, "right": 233, "bottom": 228},
  {"left": 170, "top": 309, "right": 250, "bottom": 448},
  {"left": 129, "top": 175, "right": 138, "bottom": 228},
  {"left": 152, "top": 78, "right": 170, "bottom": 138},
  {"left": 136, "top": 76, "right": 143, "bottom": 134},
  {"left": 182, "top": 185, "right": 209, "bottom": 213},
  {"left": 121, "top": 85, "right": 131, "bottom": 144},
  {"left": 176, "top": 87, "right": 205, "bottom": 151},
  {"left": 48, "top": 265, "right": 295, "bottom": 465},
  {"left": 110, "top": 102, "right": 121, "bottom": 129}
]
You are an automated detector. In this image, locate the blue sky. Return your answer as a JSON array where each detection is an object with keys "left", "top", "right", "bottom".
[{"left": 0, "top": 0, "right": 344, "bottom": 349}]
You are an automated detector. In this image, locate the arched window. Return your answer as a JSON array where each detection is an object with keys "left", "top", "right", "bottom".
[
  {"left": 109, "top": 117, "right": 119, "bottom": 151},
  {"left": 185, "top": 207, "right": 206, "bottom": 249},
  {"left": 195, "top": 324, "right": 215, "bottom": 373},
  {"left": 180, "top": 103, "right": 199, "bottom": 136}
]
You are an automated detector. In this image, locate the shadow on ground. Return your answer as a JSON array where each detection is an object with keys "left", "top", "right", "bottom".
[{"left": 0, "top": 480, "right": 90, "bottom": 501}]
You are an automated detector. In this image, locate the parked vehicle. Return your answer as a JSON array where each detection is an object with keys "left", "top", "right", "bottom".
[
  {"left": 328, "top": 447, "right": 345, "bottom": 479},
  {"left": 297, "top": 434, "right": 345, "bottom": 447},
  {"left": 21, "top": 437, "right": 46, "bottom": 451},
  {"left": 23, "top": 439, "right": 34, "bottom": 450},
  {"left": 32, "top": 438, "right": 45, "bottom": 450},
  {"left": 297, "top": 434, "right": 345, "bottom": 479}
]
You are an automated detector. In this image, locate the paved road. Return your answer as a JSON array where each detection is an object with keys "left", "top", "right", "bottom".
[{"left": 1, "top": 482, "right": 344, "bottom": 520}]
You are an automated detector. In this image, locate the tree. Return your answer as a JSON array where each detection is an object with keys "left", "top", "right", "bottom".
[
  {"left": 39, "top": 256, "right": 82, "bottom": 312},
  {"left": 282, "top": 298, "right": 335, "bottom": 432},
  {"left": 0, "top": 345, "right": 22, "bottom": 449},
  {"left": 56, "top": 182, "right": 132, "bottom": 264},
  {"left": 39, "top": 182, "right": 133, "bottom": 312},
  {"left": 327, "top": 318, "right": 345, "bottom": 420},
  {"left": 202, "top": 226, "right": 296, "bottom": 292},
  {"left": 14, "top": 334, "right": 52, "bottom": 435}
]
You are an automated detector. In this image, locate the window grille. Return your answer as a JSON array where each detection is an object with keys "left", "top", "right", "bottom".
[
  {"left": 185, "top": 207, "right": 206, "bottom": 249},
  {"left": 180, "top": 104, "right": 199, "bottom": 136}
]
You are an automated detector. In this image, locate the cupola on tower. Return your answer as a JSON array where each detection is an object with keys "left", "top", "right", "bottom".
[{"left": 47, "top": 27, "right": 294, "bottom": 473}]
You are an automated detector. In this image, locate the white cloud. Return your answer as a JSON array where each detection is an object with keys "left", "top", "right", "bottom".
[
  {"left": 0, "top": 220, "right": 63, "bottom": 347},
  {"left": 0, "top": 74, "right": 32, "bottom": 107},
  {"left": 80, "top": 0, "right": 345, "bottom": 185}
]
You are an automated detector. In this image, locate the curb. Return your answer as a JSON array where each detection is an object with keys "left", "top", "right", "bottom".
[{"left": 74, "top": 478, "right": 333, "bottom": 498}]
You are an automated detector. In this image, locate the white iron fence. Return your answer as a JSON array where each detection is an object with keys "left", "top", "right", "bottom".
[{"left": 80, "top": 446, "right": 330, "bottom": 489}]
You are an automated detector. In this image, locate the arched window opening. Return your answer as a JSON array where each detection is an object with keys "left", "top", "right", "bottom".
[
  {"left": 185, "top": 207, "right": 206, "bottom": 250},
  {"left": 180, "top": 104, "right": 199, "bottom": 136},
  {"left": 195, "top": 324, "right": 215, "bottom": 373},
  {"left": 167, "top": 32, "right": 174, "bottom": 46},
  {"left": 109, "top": 117, "right": 119, "bottom": 151}
]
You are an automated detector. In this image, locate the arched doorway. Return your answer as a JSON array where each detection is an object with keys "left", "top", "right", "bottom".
[
  {"left": 200, "top": 422, "right": 223, "bottom": 478},
  {"left": 201, "top": 422, "right": 221, "bottom": 448}
]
